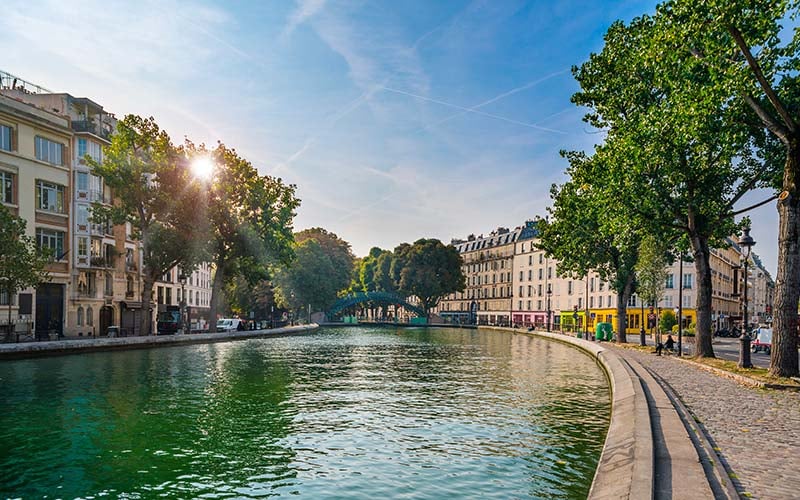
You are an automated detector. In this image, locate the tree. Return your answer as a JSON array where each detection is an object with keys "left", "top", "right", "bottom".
[
  {"left": 635, "top": 235, "right": 670, "bottom": 310},
  {"left": 391, "top": 238, "right": 465, "bottom": 316},
  {"left": 660, "top": 309, "right": 678, "bottom": 333},
  {"left": 655, "top": 0, "right": 800, "bottom": 377},
  {"left": 272, "top": 228, "right": 355, "bottom": 315},
  {"left": 537, "top": 151, "right": 640, "bottom": 343},
  {"left": 199, "top": 142, "right": 299, "bottom": 325},
  {"left": 0, "top": 204, "right": 50, "bottom": 330},
  {"left": 90, "top": 115, "right": 206, "bottom": 335},
  {"left": 571, "top": 15, "right": 770, "bottom": 356}
]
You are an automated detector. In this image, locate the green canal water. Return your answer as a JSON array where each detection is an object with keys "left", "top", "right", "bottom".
[{"left": 0, "top": 327, "right": 610, "bottom": 499}]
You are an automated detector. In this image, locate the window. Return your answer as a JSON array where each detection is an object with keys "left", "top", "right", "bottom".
[
  {"left": 0, "top": 171, "right": 13, "bottom": 204},
  {"left": 35, "top": 136, "right": 64, "bottom": 165},
  {"left": 599, "top": 296, "right": 603, "bottom": 308},
  {"left": 166, "top": 287, "right": 172, "bottom": 305},
  {"left": 528, "top": 270, "right": 532, "bottom": 280},
  {"left": 528, "top": 255, "right": 532, "bottom": 265},
  {"left": 105, "top": 273, "right": 113, "bottom": 296},
  {"left": 683, "top": 273, "right": 693, "bottom": 289},
  {"left": 519, "top": 271, "right": 523, "bottom": 281},
  {"left": 590, "top": 296, "right": 594, "bottom": 308},
  {"left": 36, "top": 228, "right": 65, "bottom": 259},
  {"left": 628, "top": 294, "right": 637, "bottom": 307},
  {"left": 683, "top": 294, "right": 691, "bottom": 307},
  {"left": 36, "top": 181, "right": 65, "bottom": 213},
  {"left": 77, "top": 171, "right": 89, "bottom": 191},
  {"left": 77, "top": 306, "right": 84, "bottom": 326},
  {"left": 518, "top": 286, "right": 523, "bottom": 296},
  {"left": 539, "top": 254, "right": 543, "bottom": 264},
  {"left": 77, "top": 237, "right": 88, "bottom": 258},
  {"left": 86, "top": 306, "right": 93, "bottom": 326},
  {"left": 538, "top": 284, "right": 542, "bottom": 296},
  {"left": 665, "top": 274, "right": 674, "bottom": 289},
  {"left": 527, "top": 285, "right": 532, "bottom": 297},
  {"left": 77, "top": 138, "right": 87, "bottom": 159},
  {"left": 77, "top": 204, "right": 89, "bottom": 227},
  {"left": 663, "top": 295, "right": 673, "bottom": 307},
  {"left": 0, "top": 289, "right": 15, "bottom": 306},
  {"left": 568, "top": 281, "right": 573, "bottom": 295},
  {"left": 126, "top": 276, "right": 134, "bottom": 294},
  {"left": 0, "top": 125, "right": 11, "bottom": 151}
]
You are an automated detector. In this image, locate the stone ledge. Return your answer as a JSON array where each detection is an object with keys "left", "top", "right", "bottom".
[
  {"left": 0, "top": 324, "right": 319, "bottom": 360},
  {"left": 478, "top": 327, "right": 654, "bottom": 500}
]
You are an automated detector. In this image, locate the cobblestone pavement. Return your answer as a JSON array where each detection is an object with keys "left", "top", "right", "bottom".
[{"left": 614, "top": 347, "right": 800, "bottom": 500}]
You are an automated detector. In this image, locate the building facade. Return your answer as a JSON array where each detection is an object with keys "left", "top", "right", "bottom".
[
  {"left": 0, "top": 90, "right": 73, "bottom": 338},
  {"left": 1, "top": 70, "right": 213, "bottom": 337}
]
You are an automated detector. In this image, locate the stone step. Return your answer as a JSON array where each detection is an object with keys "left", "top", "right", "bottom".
[{"left": 624, "top": 357, "right": 716, "bottom": 500}]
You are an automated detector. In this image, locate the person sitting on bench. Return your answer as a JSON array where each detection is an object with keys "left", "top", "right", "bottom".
[{"left": 664, "top": 334, "right": 675, "bottom": 354}]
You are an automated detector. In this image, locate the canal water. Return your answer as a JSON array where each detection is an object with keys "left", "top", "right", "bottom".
[{"left": 0, "top": 326, "right": 610, "bottom": 498}]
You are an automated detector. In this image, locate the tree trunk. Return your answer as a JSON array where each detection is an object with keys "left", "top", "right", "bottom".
[
  {"left": 209, "top": 258, "right": 226, "bottom": 331},
  {"left": 690, "top": 234, "right": 715, "bottom": 358},
  {"left": 771, "top": 143, "right": 800, "bottom": 377},
  {"left": 615, "top": 273, "right": 635, "bottom": 343},
  {"left": 140, "top": 275, "right": 154, "bottom": 336}
]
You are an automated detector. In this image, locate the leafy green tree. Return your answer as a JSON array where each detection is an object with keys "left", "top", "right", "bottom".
[
  {"left": 635, "top": 235, "right": 670, "bottom": 310},
  {"left": 654, "top": 0, "right": 799, "bottom": 376},
  {"left": 660, "top": 309, "right": 678, "bottom": 333},
  {"left": 225, "top": 276, "right": 274, "bottom": 319},
  {"left": 374, "top": 251, "right": 397, "bottom": 293},
  {"left": 197, "top": 142, "right": 299, "bottom": 324},
  {"left": 90, "top": 115, "right": 206, "bottom": 335},
  {"left": 538, "top": 151, "right": 640, "bottom": 343},
  {"left": 273, "top": 228, "right": 355, "bottom": 315},
  {"left": 391, "top": 238, "right": 465, "bottom": 316},
  {"left": 0, "top": 204, "right": 50, "bottom": 329},
  {"left": 571, "top": 14, "right": 770, "bottom": 356}
]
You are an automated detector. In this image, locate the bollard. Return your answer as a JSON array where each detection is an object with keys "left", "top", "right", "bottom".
[{"left": 738, "top": 333, "right": 753, "bottom": 368}]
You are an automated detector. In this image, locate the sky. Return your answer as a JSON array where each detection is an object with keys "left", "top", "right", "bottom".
[{"left": 0, "top": 0, "right": 781, "bottom": 274}]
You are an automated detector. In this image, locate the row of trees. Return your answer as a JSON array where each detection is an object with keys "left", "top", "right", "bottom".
[
  {"left": 539, "top": 1, "right": 799, "bottom": 377},
  {"left": 349, "top": 239, "right": 466, "bottom": 316},
  {"left": 92, "top": 115, "right": 299, "bottom": 335}
]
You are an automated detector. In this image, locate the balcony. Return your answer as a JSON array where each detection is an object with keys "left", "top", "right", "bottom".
[
  {"left": 90, "top": 256, "right": 114, "bottom": 268},
  {"left": 89, "top": 190, "right": 111, "bottom": 205},
  {"left": 126, "top": 261, "right": 138, "bottom": 272},
  {"left": 76, "top": 287, "right": 98, "bottom": 299},
  {"left": 72, "top": 120, "right": 111, "bottom": 141}
]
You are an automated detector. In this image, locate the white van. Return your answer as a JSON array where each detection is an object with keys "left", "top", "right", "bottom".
[
  {"left": 752, "top": 328, "right": 772, "bottom": 354},
  {"left": 216, "top": 318, "right": 245, "bottom": 332}
]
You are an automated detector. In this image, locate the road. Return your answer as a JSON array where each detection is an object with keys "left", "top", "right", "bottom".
[{"left": 623, "top": 333, "right": 771, "bottom": 368}]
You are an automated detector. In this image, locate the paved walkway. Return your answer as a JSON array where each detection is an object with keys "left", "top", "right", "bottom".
[{"left": 613, "top": 346, "right": 800, "bottom": 500}]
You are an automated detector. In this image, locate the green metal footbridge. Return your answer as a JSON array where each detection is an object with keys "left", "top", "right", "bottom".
[{"left": 327, "top": 291, "right": 426, "bottom": 318}]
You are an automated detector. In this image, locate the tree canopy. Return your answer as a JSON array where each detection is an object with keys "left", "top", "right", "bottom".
[{"left": 392, "top": 238, "right": 465, "bottom": 316}]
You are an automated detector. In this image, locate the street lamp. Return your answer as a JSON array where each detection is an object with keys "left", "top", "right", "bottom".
[
  {"left": 738, "top": 226, "right": 756, "bottom": 368},
  {"left": 178, "top": 273, "right": 187, "bottom": 334},
  {"left": 546, "top": 283, "right": 552, "bottom": 332}
]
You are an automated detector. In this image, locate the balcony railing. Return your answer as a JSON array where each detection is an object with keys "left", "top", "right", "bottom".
[
  {"left": 72, "top": 120, "right": 112, "bottom": 141},
  {"left": 76, "top": 288, "right": 98, "bottom": 298},
  {"left": 90, "top": 256, "right": 114, "bottom": 268}
]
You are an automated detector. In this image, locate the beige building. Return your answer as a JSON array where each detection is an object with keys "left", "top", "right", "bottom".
[
  {"left": 440, "top": 222, "right": 536, "bottom": 326},
  {"left": 1, "top": 70, "right": 213, "bottom": 337},
  {"left": 0, "top": 87, "right": 73, "bottom": 338}
]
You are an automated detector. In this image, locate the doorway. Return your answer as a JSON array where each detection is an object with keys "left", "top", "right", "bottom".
[{"left": 35, "top": 284, "right": 64, "bottom": 339}]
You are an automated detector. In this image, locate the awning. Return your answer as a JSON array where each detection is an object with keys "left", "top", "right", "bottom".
[{"left": 121, "top": 301, "right": 143, "bottom": 310}]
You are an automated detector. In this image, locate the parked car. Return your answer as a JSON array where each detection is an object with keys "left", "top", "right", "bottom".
[
  {"left": 216, "top": 318, "right": 246, "bottom": 332},
  {"left": 752, "top": 327, "right": 772, "bottom": 354},
  {"left": 157, "top": 307, "right": 181, "bottom": 335}
]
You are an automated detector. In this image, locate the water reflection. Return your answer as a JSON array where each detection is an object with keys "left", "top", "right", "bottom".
[{"left": 0, "top": 327, "right": 609, "bottom": 499}]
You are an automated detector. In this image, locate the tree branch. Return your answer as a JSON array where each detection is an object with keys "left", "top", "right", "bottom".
[
  {"left": 744, "top": 94, "right": 791, "bottom": 144},
  {"left": 729, "top": 194, "right": 778, "bottom": 217},
  {"left": 728, "top": 25, "right": 796, "bottom": 135}
]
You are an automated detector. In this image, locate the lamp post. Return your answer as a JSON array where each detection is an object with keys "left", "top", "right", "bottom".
[
  {"left": 640, "top": 299, "right": 647, "bottom": 346},
  {"left": 738, "top": 226, "right": 755, "bottom": 368},
  {"left": 584, "top": 277, "right": 590, "bottom": 340},
  {"left": 178, "top": 273, "right": 187, "bottom": 334},
  {"left": 546, "top": 283, "right": 552, "bottom": 332}
]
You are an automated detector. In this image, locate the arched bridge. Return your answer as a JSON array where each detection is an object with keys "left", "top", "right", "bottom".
[{"left": 328, "top": 291, "right": 426, "bottom": 318}]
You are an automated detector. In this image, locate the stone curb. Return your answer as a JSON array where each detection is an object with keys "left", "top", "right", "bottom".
[
  {"left": 673, "top": 356, "right": 800, "bottom": 392},
  {"left": 479, "top": 327, "right": 654, "bottom": 500},
  {"left": 0, "top": 324, "right": 319, "bottom": 360}
]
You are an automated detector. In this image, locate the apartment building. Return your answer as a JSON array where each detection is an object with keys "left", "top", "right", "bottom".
[
  {"left": 155, "top": 263, "right": 212, "bottom": 331},
  {"left": 440, "top": 222, "right": 536, "bottom": 326},
  {"left": 1, "top": 70, "right": 213, "bottom": 337},
  {"left": 0, "top": 89, "right": 73, "bottom": 338}
]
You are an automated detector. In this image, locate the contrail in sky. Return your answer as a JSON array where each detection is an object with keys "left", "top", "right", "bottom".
[
  {"left": 419, "top": 69, "right": 570, "bottom": 132},
  {"left": 381, "top": 85, "right": 567, "bottom": 135}
]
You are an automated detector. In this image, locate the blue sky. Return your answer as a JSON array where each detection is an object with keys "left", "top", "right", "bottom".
[{"left": 1, "top": 0, "right": 779, "bottom": 274}]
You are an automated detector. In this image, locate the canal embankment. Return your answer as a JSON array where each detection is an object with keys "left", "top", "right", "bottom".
[
  {"left": 0, "top": 323, "right": 319, "bottom": 360},
  {"left": 480, "top": 326, "right": 731, "bottom": 500}
]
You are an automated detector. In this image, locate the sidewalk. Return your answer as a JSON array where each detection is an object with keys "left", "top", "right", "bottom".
[{"left": 612, "top": 345, "right": 800, "bottom": 499}]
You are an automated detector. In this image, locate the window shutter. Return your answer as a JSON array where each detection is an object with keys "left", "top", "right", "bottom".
[
  {"left": 63, "top": 145, "right": 70, "bottom": 167},
  {"left": 10, "top": 127, "right": 17, "bottom": 151}
]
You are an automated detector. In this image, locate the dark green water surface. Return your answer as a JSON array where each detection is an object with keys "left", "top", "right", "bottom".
[{"left": 0, "top": 327, "right": 610, "bottom": 499}]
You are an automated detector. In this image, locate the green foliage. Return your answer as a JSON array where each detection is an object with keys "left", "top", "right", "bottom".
[
  {"left": 0, "top": 204, "right": 50, "bottom": 320},
  {"left": 196, "top": 141, "right": 299, "bottom": 321},
  {"left": 273, "top": 228, "right": 355, "bottom": 313},
  {"left": 660, "top": 309, "right": 677, "bottom": 333},
  {"left": 225, "top": 276, "right": 274, "bottom": 318},
  {"left": 636, "top": 235, "right": 670, "bottom": 308},
  {"left": 391, "top": 238, "right": 465, "bottom": 315},
  {"left": 88, "top": 115, "right": 207, "bottom": 334}
]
